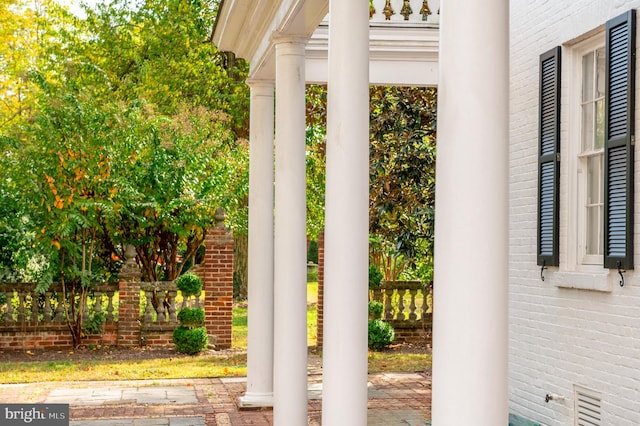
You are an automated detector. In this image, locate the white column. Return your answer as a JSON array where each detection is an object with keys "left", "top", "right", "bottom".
[
  {"left": 322, "top": 0, "right": 370, "bottom": 424},
  {"left": 273, "top": 37, "right": 308, "bottom": 426},
  {"left": 239, "top": 80, "right": 275, "bottom": 408},
  {"left": 432, "top": 0, "right": 509, "bottom": 425}
]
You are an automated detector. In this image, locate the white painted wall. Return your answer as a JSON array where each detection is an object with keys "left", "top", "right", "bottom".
[{"left": 510, "top": 1, "right": 640, "bottom": 425}]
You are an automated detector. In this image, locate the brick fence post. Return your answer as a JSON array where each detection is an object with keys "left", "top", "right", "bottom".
[
  {"left": 118, "top": 244, "right": 142, "bottom": 347},
  {"left": 202, "top": 207, "right": 234, "bottom": 349},
  {"left": 316, "top": 230, "right": 324, "bottom": 348}
]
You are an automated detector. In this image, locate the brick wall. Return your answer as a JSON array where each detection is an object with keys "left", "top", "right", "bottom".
[
  {"left": 0, "top": 324, "right": 118, "bottom": 350},
  {"left": 509, "top": 1, "right": 640, "bottom": 424},
  {"left": 139, "top": 330, "right": 174, "bottom": 347},
  {"left": 84, "top": 324, "right": 118, "bottom": 347},
  {"left": 117, "top": 280, "right": 141, "bottom": 347},
  {"left": 316, "top": 231, "right": 324, "bottom": 347},
  {"left": 0, "top": 327, "right": 72, "bottom": 349},
  {"left": 201, "top": 208, "right": 234, "bottom": 349},
  {"left": 389, "top": 320, "right": 432, "bottom": 344},
  {"left": 1, "top": 219, "right": 235, "bottom": 351}
]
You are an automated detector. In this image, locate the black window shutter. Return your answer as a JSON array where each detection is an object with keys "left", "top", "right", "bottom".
[
  {"left": 604, "top": 10, "right": 635, "bottom": 270},
  {"left": 538, "top": 46, "right": 561, "bottom": 267}
]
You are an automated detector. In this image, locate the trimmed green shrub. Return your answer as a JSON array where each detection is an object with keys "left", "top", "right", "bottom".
[
  {"left": 307, "top": 265, "right": 318, "bottom": 282},
  {"left": 173, "top": 275, "right": 207, "bottom": 354},
  {"left": 177, "top": 307, "right": 205, "bottom": 325},
  {"left": 173, "top": 325, "right": 208, "bottom": 355},
  {"left": 368, "top": 301, "right": 383, "bottom": 320},
  {"left": 368, "top": 319, "right": 394, "bottom": 350},
  {"left": 175, "top": 273, "right": 202, "bottom": 297},
  {"left": 368, "top": 265, "right": 383, "bottom": 290}
]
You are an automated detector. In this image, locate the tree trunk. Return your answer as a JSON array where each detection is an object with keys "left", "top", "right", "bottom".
[{"left": 233, "top": 231, "right": 248, "bottom": 299}]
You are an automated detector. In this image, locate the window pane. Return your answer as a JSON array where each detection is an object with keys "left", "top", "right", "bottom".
[
  {"left": 599, "top": 204, "right": 604, "bottom": 255},
  {"left": 579, "top": 45, "right": 606, "bottom": 265},
  {"left": 587, "top": 155, "right": 602, "bottom": 203},
  {"left": 582, "top": 104, "right": 594, "bottom": 151},
  {"left": 595, "top": 99, "right": 605, "bottom": 149},
  {"left": 586, "top": 206, "right": 602, "bottom": 256},
  {"left": 596, "top": 47, "right": 606, "bottom": 98},
  {"left": 582, "top": 51, "right": 594, "bottom": 101}
]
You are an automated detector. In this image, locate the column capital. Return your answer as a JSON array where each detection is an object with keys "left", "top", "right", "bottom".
[
  {"left": 271, "top": 33, "right": 308, "bottom": 52},
  {"left": 246, "top": 78, "right": 275, "bottom": 90}
]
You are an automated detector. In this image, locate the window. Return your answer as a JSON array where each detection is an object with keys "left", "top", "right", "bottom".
[
  {"left": 537, "top": 10, "right": 635, "bottom": 278},
  {"left": 578, "top": 43, "right": 605, "bottom": 265}
]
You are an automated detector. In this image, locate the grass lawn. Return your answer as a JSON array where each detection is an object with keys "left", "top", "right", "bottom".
[
  {"left": 0, "top": 282, "right": 431, "bottom": 384},
  {"left": 0, "top": 353, "right": 248, "bottom": 384}
]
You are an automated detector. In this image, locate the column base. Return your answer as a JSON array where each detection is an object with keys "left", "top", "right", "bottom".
[{"left": 238, "top": 392, "right": 274, "bottom": 409}]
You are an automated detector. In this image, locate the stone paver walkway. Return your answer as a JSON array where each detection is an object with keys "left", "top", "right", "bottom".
[{"left": 0, "top": 372, "right": 432, "bottom": 425}]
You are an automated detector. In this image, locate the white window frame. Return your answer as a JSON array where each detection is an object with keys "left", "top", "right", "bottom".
[
  {"left": 549, "top": 27, "right": 622, "bottom": 292},
  {"left": 566, "top": 32, "right": 606, "bottom": 272},
  {"left": 543, "top": 16, "right": 632, "bottom": 293},
  {"left": 578, "top": 41, "right": 605, "bottom": 265}
]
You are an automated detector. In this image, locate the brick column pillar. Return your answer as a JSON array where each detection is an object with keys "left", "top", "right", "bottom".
[
  {"left": 203, "top": 207, "right": 234, "bottom": 349},
  {"left": 316, "top": 230, "right": 325, "bottom": 348},
  {"left": 118, "top": 244, "right": 142, "bottom": 347}
]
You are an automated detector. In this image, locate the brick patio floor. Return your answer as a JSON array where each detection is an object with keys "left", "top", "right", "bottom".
[{"left": 0, "top": 371, "right": 431, "bottom": 425}]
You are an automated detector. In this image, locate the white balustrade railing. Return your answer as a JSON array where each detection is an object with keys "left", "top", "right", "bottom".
[
  {"left": 139, "top": 281, "right": 202, "bottom": 326},
  {"left": 370, "top": 0, "right": 440, "bottom": 24},
  {"left": 0, "top": 282, "right": 118, "bottom": 325},
  {"left": 372, "top": 281, "right": 432, "bottom": 323}
]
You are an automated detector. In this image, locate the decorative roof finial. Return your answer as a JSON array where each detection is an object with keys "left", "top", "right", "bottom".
[
  {"left": 420, "top": 0, "right": 432, "bottom": 21},
  {"left": 401, "top": 0, "right": 413, "bottom": 20},
  {"left": 383, "top": 0, "right": 394, "bottom": 20}
]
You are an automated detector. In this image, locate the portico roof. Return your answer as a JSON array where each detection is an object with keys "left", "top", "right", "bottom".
[{"left": 213, "top": 0, "right": 440, "bottom": 85}]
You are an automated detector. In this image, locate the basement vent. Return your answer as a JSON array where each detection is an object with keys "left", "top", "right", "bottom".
[{"left": 574, "top": 385, "right": 602, "bottom": 426}]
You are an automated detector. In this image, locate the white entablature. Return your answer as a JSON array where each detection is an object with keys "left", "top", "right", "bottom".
[{"left": 212, "top": 0, "right": 440, "bottom": 85}]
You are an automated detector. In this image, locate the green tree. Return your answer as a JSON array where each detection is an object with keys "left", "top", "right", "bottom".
[
  {"left": 305, "top": 84, "right": 327, "bottom": 240},
  {"left": 81, "top": 0, "right": 249, "bottom": 138},
  {"left": 304, "top": 85, "right": 437, "bottom": 281},
  {"left": 1, "top": 0, "right": 250, "bottom": 284},
  {"left": 111, "top": 103, "right": 247, "bottom": 281},
  {"left": 369, "top": 86, "right": 436, "bottom": 281},
  {"left": 9, "top": 78, "right": 126, "bottom": 346},
  {"left": 78, "top": 0, "right": 250, "bottom": 281},
  {"left": 0, "top": 0, "right": 250, "bottom": 344},
  {"left": 0, "top": 0, "right": 86, "bottom": 283}
]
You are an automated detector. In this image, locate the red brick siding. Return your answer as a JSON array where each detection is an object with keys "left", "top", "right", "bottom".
[
  {"left": 201, "top": 226, "right": 234, "bottom": 349},
  {"left": 317, "top": 231, "right": 324, "bottom": 348}
]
